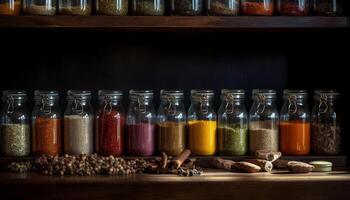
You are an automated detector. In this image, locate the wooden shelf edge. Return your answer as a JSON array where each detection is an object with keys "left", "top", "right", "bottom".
[{"left": 0, "top": 16, "right": 348, "bottom": 30}]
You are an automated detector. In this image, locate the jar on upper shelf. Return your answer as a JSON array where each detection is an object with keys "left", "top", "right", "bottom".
[
  {"left": 0, "top": 0, "right": 21, "bottom": 15},
  {"left": 0, "top": 91, "right": 30, "bottom": 157},
  {"left": 157, "top": 90, "right": 186, "bottom": 156},
  {"left": 96, "top": 0, "right": 128, "bottom": 15},
  {"left": 249, "top": 89, "right": 279, "bottom": 155},
  {"left": 23, "top": 0, "right": 57, "bottom": 15},
  {"left": 172, "top": 0, "right": 203, "bottom": 16},
  {"left": 217, "top": 89, "right": 248, "bottom": 156},
  {"left": 280, "top": 90, "right": 310, "bottom": 155},
  {"left": 312, "top": 90, "right": 341, "bottom": 155},
  {"left": 313, "top": 0, "right": 343, "bottom": 16},
  {"left": 64, "top": 90, "right": 94, "bottom": 155},
  {"left": 126, "top": 90, "right": 156, "bottom": 156},
  {"left": 59, "top": 0, "right": 92, "bottom": 15},
  {"left": 241, "top": 0, "right": 274, "bottom": 16},
  {"left": 276, "top": 0, "right": 310, "bottom": 16},
  {"left": 32, "top": 90, "right": 61, "bottom": 156},
  {"left": 133, "top": 0, "right": 165, "bottom": 16},
  {"left": 95, "top": 90, "right": 125, "bottom": 156},
  {"left": 206, "top": 0, "right": 240, "bottom": 16},
  {"left": 187, "top": 90, "right": 217, "bottom": 156}
]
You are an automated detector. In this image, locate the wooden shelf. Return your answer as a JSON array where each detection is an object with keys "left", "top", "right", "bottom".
[
  {"left": 1, "top": 169, "right": 350, "bottom": 200},
  {"left": 0, "top": 16, "right": 348, "bottom": 31}
]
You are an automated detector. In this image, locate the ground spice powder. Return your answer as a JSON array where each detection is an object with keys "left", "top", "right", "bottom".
[
  {"left": 188, "top": 120, "right": 217, "bottom": 155},
  {"left": 280, "top": 121, "right": 310, "bottom": 155}
]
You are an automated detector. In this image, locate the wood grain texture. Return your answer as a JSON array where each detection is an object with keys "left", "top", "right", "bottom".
[
  {"left": 1, "top": 169, "right": 350, "bottom": 200},
  {"left": 0, "top": 16, "right": 348, "bottom": 31}
]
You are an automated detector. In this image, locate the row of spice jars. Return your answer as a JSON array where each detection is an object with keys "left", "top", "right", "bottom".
[
  {"left": 0, "top": 0, "right": 344, "bottom": 16},
  {"left": 0, "top": 89, "right": 340, "bottom": 157}
]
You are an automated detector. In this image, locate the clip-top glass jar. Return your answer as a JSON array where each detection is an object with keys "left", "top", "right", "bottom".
[
  {"left": 218, "top": 89, "right": 248, "bottom": 156},
  {"left": 59, "top": 0, "right": 92, "bottom": 15},
  {"left": 32, "top": 91, "right": 61, "bottom": 156},
  {"left": 126, "top": 90, "right": 156, "bottom": 156},
  {"left": 313, "top": 0, "right": 343, "bottom": 16},
  {"left": 96, "top": 0, "right": 128, "bottom": 15},
  {"left": 157, "top": 90, "right": 186, "bottom": 156},
  {"left": 206, "top": 0, "right": 240, "bottom": 16},
  {"left": 280, "top": 90, "right": 310, "bottom": 155},
  {"left": 0, "top": 91, "right": 30, "bottom": 156},
  {"left": 96, "top": 90, "right": 125, "bottom": 156},
  {"left": 188, "top": 90, "right": 217, "bottom": 155},
  {"left": 276, "top": 0, "right": 309, "bottom": 16},
  {"left": 172, "top": 0, "right": 203, "bottom": 15},
  {"left": 64, "top": 90, "right": 93, "bottom": 155},
  {"left": 249, "top": 89, "right": 279, "bottom": 155},
  {"left": 0, "top": 0, "right": 21, "bottom": 15},
  {"left": 133, "top": 0, "right": 165, "bottom": 15},
  {"left": 312, "top": 90, "right": 341, "bottom": 155},
  {"left": 23, "top": 0, "right": 57, "bottom": 15},
  {"left": 241, "top": 0, "right": 274, "bottom": 16}
]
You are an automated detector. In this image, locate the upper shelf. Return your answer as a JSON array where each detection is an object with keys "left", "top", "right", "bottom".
[{"left": 0, "top": 16, "right": 349, "bottom": 31}]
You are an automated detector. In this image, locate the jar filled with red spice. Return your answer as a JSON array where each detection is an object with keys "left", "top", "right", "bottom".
[
  {"left": 276, "top": 0, "right": 309, "bottom": 16},
  {"left": 241, "top": 0, "right": 274, "bottom": 16},
  {"left": 0, "top": 0, "right": 21, "bottom": 15},
  {"left": 95, "top": 90, "right": 125, "bottom": 156},
  {"left": 280, "top": 90, "right": 310, "bottom": 155},
  {"left": 32, "top": 91, "right": 61, "bottom": 156}
]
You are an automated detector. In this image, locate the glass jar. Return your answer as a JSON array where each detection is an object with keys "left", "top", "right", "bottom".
[
  {"left": 206, "top": 0, "right": 239, "bottom": 16},
  {"left": 0, "top": 91, "right": 30, "bottom": 157},
  {"left": 249, "top": 89, "right": 279, "bottom": 155},
  {"left": 96, "top": 0, "right": 128, "bottom": 15},
  {"left": 95, "top": 90, "right": 125, "bottom": 156},
  {"left": 241, "top": 0, "right": 274, "bottom": 15},
  {"left": 0, "top": 0, "right": 21, "bottom": 15},
  {"left": 64, "top": 90, "right": 93, "bottom": 155},
  {"left": 188, "top": 90, "right": 217, "bottom": 155},
  {"left": 32, "top": 91, "right": 61, "bottom": 156},
  {"left": 313, "top": 0, "right": 343, "bottom": 16},
  {"left": 59, "top": 0, "right": 92, "bottom": 15},
  {"left": 312, "top": 90, "right": 341, "bottom": 155},
  {"left": 276, "top": 0, "right": 309, "bottom": 16},
  {"left": 23, "top": 0, "right": 57, "bottom": 15},
  {"left": 133, "top": 0, "right": 165, "bottom": 15},
  {"left": 172, "top": 0, "right": 203, "bottom": 15},
  {"left": 218, "top": 89, "right": 248, "bottom": 156},
  {"left": 157, "top": 90, "right": 186, "bottom": 156},
  {"left": 280, "top": 90, "right": 310, "bottom": 155},
  {"left": 126, "top": 90, "right": 156, "bottom": 156}
]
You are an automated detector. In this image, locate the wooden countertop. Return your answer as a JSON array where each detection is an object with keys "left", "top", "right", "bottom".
[{"left": 1, "top": 169, "right": 350, "bottom": 200}]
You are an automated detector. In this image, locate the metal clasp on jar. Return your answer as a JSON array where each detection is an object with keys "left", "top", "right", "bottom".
[
  {"left": 103, "top": 96, "right": 113, "bottom": 113},
  {"left": 6, "top": 96, "right": 14, "bottom": 114},
  {"left": 256, "top": 94, "right": 266, "bottom": 114},
  {"left": 137, "top": 96, "right": 146, "bottom": 114},
  {"left": 200, "top": 95, "right": 209, "bottom": 114},
  {"left": 225, "top": 94, "right": 235, "bottom": 114},
  {"left": 73, "top": 97, "right": 84, "bottom": 115},
  {"left": 288, "top": 95, "right": 298, "bottom": 114},
  {"left": 319, "top": 94, "right": 328, "bottom": 114},
  {"left": 40, "top": 96, "right": 52, "bottom": 115},
  {"left": 166, "top": 95, "right": 176, "bottom": 116}
]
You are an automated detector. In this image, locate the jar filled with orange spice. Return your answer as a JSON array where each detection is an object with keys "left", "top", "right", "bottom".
[
  {"left": 280, "top": 90, "right": 310, "bottom": 155},
  {"left": 0, "top": 0, "right": 21, "bottom": 15},
  {"left": 241, "top": 0, "right": 274, "bottom": 15},
  {"left": 32, "top": 91, "right": 62, "bottom": 156}
]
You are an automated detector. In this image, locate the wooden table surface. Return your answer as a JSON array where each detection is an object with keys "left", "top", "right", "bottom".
[{"left": 1, "top": 169, "right": 350, "bottom": 200}]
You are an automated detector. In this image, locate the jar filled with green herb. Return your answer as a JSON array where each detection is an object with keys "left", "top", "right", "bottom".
[
  {"left": 96, "top": 0, "right": 128, "bottom": 15},
  {"left": 23, "top": 0, "right": 57, "bottom": 15},
  {"left": 1, "top": 91, "right": 30, "bottom": 157},
  {"left": 206, "top": 0, "right": 239, "bottom": 16},
  {"left": 133, "top": 0, "right": 165, "bottom": 15},
  {"left": 172, "top": 0, "right": 203, "bottom": 15},
  {"left": 59, "top": 0, "right": 92, "bottom": 15},
  {"left": 218, "top": 89, "right": 248, "bottom": 156}
]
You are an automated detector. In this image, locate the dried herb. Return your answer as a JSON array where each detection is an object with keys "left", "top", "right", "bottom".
[
  {"left": 276, "top": 0, "right": 309, "bottom": 16},
  {"left": 217, "top": 126, "right": 247, "bottom": 155},
  {"left": 23, "top": 4, "right": 57, "bottom": 15},
  {"left": 1, "top": 124, "right": 30, "bottom": 157},
  {"left": 96, "top": 0, "right": 128, "bottom": 15},
  {"left": 0, "top": 0, "right": 21, "bottom": 15},
  {"left": 207, "top": 0, "right": 239, "bottom": 16},
  {"left": 59, "top": 4, "right": 92, "bottom": 15},
  {"left": 313, "top": 0, "right": 343, "bottom": 16},
  {"left": 134, "top": 0, "right": 165, "bottom": 15},
  {"left": 172, "top": 0, "right": 203, "bottom": 15},
  {"left": 312, "top": 123, "right": 341, "bottom": 155},
  {"left": 8, "top": 162, "right": 32, "bottom": 173},
  {"left": 241, "top": 0, "right": 274, "bottom": 16}
]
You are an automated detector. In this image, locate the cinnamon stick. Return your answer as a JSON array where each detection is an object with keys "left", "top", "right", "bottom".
[
  {"left": 244, "top": 159, "right": 273, "bottom": 172},
  {"left": 273, "top": 159, "right": 290, "bottom": 169},
  {"left": 160, "top": 152, "right": 168, "bottom": 171},
  {"left": 171, "top": 149, "right": 192, "bottom": 169},
  {"left": 232, "top": 162, "right": 261, "bottom": 173},
  {"left": 287, "top": 161, "right": 314, "bottom": 173},
  {"left": 212, "top": 158, "right": 236, "bottom": 171},
  {"left": 255, "top": 150, "right": 282, "bottom": 162}
]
